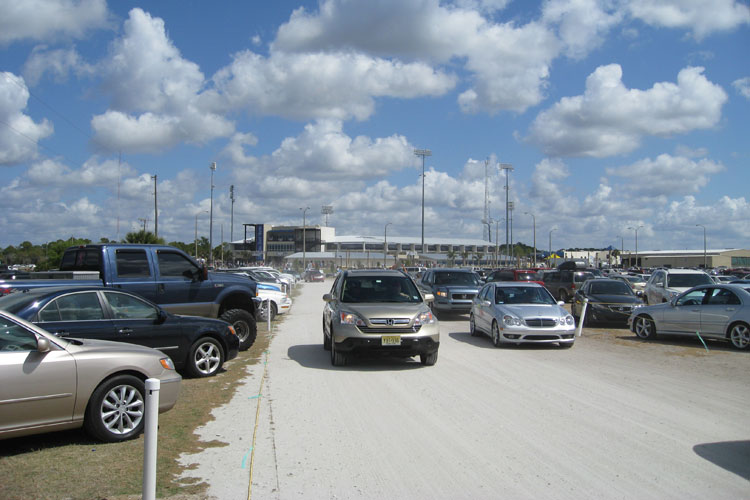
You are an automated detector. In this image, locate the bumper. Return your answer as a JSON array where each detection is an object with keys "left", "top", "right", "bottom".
[
  {"left": 498, "top": 325, "right": 576, "bottom": 345},
  {"left": 157, "top": 374, "right": 182, "bottom": 413},
  {"left": 432, "top": 300, "right": 473, "bottom": 312},
  {"left": 277, "top": 297, "right": 292, "bottom": 314},
  {"left": 333, "top": 336, "right": 439, "bottom": 356}
]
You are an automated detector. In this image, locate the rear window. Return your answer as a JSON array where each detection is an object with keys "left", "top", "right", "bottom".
[
  {"left": 667, "top": 273, "right": 713, "bottom": 288},
  {"left": 59, "top": 248, "right": 101, "bottom": 271},
  {"left": 515, "top": 272, "right": 538, "bottom": 281},
  {"left": 574, "top": 272, "right": 595, "bottom": 283}
]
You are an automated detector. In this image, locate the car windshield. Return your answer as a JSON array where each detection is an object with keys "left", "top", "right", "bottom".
[
  {"left": 589, "top": 281, "right": 633, "bottom": 295},
  {"left": 495, "top": 286, "right": 556, "bottom": 305},
  {"left": 667, "top": 273, "right": 714, "bottom": 288},
  {"left": 341, "top": 276, "right": 422, "bottom": 303},
  {"left": 433, "top": 272, "right": 480, "bottom": 286}
]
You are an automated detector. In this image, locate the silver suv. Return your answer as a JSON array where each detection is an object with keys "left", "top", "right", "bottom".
[
  {"left": 644, "top": 269, "right": 714, "bottom": 304},
  {"left": 322, "top": 269, "right": 440, "bottom": 366}
]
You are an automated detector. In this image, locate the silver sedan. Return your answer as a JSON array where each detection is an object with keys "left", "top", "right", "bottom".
[
  {"left": 469, "top": 282, "right": 576, "bottom": 348},
  {"left": 0, "top": 311, "right": 182, "bottom": 442},
  {"left": 628, "top": 283, "right": 750, "bottom": 349}
]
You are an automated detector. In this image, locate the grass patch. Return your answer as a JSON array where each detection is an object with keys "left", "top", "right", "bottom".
[{"left": 0, "top": 321, "right": 276, "bottom": 500}]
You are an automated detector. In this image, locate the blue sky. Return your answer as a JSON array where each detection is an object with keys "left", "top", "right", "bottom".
[{"left": 1, "top": 0, "right": 749, "bottom": 253}]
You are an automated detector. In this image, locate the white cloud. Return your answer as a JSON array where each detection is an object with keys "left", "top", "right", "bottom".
[
  {"left": 542, "top": 0, "right": 622, "bottom": 59},
  {"left": 22, "top": 46, "right": 94, "bottom": 86},
  {"left": 527, "top": 64, "right": 728, "bottom": 157},
  {"left": 90, "top": 8, "right": 235, "bottom": 153},
  {"left": 0, "top": 0, "right": 110, "bottom": 46},
  {"left": 226, "top": 120, "right": 416, "bottom": 181},
  {"left": 606, "top": 154, "right": 725, "bottom": 197},
  {"left": 0, "top": 72, "right": 54, "bottom": 166},
  {"left": 273, "top": 0, "right": 560, "bottom": 114},
  {"left": 733, "top": 77, "right": 750, "bottom": 99},
  {"left": 213, "top": 49, "right": 456, "bottom": 121},
  {"left": 627, "top": 0, "right": 750, "bottom": 40}
]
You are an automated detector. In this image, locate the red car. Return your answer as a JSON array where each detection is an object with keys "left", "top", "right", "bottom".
[
  {"left": 485, "top": 269, "right": 544, "bottom": 285},
  {"left": 304, "top": 270, "right": 325, "bottom": 282}
]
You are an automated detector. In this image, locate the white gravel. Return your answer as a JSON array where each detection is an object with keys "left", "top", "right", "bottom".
[{"left": 179, "top": 280, "right": 750, "bottom": 499}]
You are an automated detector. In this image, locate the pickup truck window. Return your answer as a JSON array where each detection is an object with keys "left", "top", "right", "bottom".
[
  {"left": 115, "top": 250, "right": 151, "bottom": 278},
  {"left": 60, "top": 248, "right": 101, "bottom": 271},
  {"left": 157, "top": 251, "right": 199, "bottom": 278}
]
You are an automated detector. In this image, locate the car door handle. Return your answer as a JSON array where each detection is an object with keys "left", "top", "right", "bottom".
[
  {"left": 158, "top": 283, "right": 166, "bottom": 294},
  {"left": 118, "top": 328, "right": 133, "bottom": 335}
]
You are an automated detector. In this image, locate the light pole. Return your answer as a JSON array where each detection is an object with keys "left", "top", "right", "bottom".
[
  {"left": 509, "top": 201, "right": 514, "bottom": 266},
  {"left": 301, "top": 207, "right": 310, "bottom": 271},
  {"left": 151, "top": 174, "right": 157, "bottom": 239},
  {"left": 209, "top": 162, "right": 216, "bottom": 266},
  {"left": 384, "top": 222, "right": 392, "bottom": 268},
  {"left": 230, "top": 185, "right": 235, "bottom": 243},
  {"left": 548, "top": 227, "right": 557, "bottom": 266},
  {"left": 414, "top": 149, "right": 432, "bottom": 255},
  {"left": 494, "top": 218, "right": 503, "bottom": 267},
  {"left": 524, "top": 212, "right": 536, "bottom": 268},
  {"left": 195, "top": 210, "right": 208, "bottom": 259},
  {"left": 500, "top": 163, "right": 513, "bottom": 266},
  {"left": 696, "top": 224, "right": 706, "bottom": 269},
  {"left": 627, "top": 225, "right": 644, "bottom": 270}
]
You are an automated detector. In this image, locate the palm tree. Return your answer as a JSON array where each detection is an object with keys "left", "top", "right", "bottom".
[
  {"left": 447, "top": 250, "right": 456, "bottom": 266},
  {"left": 125, "top": 230, "right": 164, "bottom": 245}
]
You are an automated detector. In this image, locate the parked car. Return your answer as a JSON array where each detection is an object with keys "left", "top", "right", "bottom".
[
  {"left": 571, "top": 278, "right": 644, "bottom": 325},
  {"left": 610, "top": 274, "right": 648, "bottom": 294},
  {"left": 0, "top": 286, "right": 239, "bottom": 378},
  {"left": 322, "top": 269, "right": 439, "bottom": 366},
  {"left": 0, "top": 310, "right": 181, "bottom": 442},
  {"left": 417, "top": 268, "right": 482, "bottom": 315},
  {"left": 713, "top": 275, "right": 739, "bottom": 283},
  {"left": 540, "top": 269, "right": 595, "bottom": 303},
  {"left": 485, "top": 268, "right": 543, "bottom": 284},
  {"left": 304, "top": 269, "right": 326, "bottom": 282},
  {"left": 643, "top": 269, "right": 714, "bottom": 304},
  {"left": 255, "top": 282, "right": 293, "bottom": 321},
  {"left": 469, "top": 282, "right": 575, "bottom": 348},
  {"left": 628, "top": 284, "right": 750, "bottom": 349},
  {"left": 0, "top": 244, "right": 260, "bottom": 351}
]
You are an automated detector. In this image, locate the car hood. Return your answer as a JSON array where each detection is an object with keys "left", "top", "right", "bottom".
[
  {"left": 495, "top": 304, "right": 568, "bottom": 318},
  {"left": 586, "top": 294, "right": 642, "bottom": 304},
  {"left": 342, "top": 303, "right": 429, "bottom": 319}
]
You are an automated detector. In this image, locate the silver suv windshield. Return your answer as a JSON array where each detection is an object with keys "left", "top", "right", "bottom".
[{"left": 341, "top": 276, "right": 422, "bottom": 303}]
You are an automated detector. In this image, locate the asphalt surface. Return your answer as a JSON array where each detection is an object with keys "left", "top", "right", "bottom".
[{"left": 179, "top": 280, "right": 750, "bottom": 499}]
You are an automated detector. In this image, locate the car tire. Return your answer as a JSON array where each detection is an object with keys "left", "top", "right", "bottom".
[
  {"left": 221, "top": 309, "right": 257, "bottom": 351},
  {"left": 728, "top": 322, "right": 750, "bottom": 350},
  {"left": 187, "top": 337, "right": 224, "bottom": 378},
  {"left": 84, "top": 374, "right": 145, "bottom": 442},
  {"left": 633, "top": 315, "right": 656, "bottom": 340},
  {"left": 420, "top": 351, "right": 438, "bottom": 366},
  {"left": 331, "top": 336, "right": 347, "bottom": 366},
  {"left": 323, "top": 319, "right": 331, "bottom": 351},
  {"left": 469, "top": 313, "right": 479, "bottom": 336},
  {"left": 491, "top": 321, "right": 503, "bottom": 347}
]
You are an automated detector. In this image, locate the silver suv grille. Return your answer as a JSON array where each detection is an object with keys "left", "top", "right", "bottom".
[{"left": 359, "top": 325, "right": 422, "bottom": 334}]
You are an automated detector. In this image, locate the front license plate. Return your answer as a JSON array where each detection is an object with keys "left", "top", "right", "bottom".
[{"left": 381, "top": 335, "right": 401, "bottom": 346}]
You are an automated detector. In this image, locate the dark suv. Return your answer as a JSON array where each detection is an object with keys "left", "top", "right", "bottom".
[
  {"left": 540, "top": 269, "right": 595, "bottom": 302},
  {"left": 418, "top": 268, "right": 482, "bottom": 315}
]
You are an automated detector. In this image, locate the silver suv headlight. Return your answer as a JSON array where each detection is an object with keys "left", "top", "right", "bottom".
[
  {"left": 414, "top": 310, "right": 436, "bottom": 325},
  {"left": 340, "top": 311, "right": 365, "bottom": 326}
]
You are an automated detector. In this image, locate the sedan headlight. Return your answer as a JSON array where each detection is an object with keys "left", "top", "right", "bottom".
[
  {"left": 414, "top": 310, "right": 436, "bottom": 325},
  {"left": 340, "top": 312, "right": 365, "bottom": 326},
  {"left": 503, "top": 315, "right": 522, "bottom": 326},
  {"left": 564, "top": 315, "right": 575, "bottom": 325}
]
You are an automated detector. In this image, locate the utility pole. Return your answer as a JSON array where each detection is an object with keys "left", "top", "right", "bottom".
[
  {"left": 209, "top": 162, "right": 216, "bottom": 267},
  {"left": 500, "top": 163, "right": 513, "bottom": 266},
  {"left": 414, "top": 149, "right": 432, "bottom": 255},
  {"left": 230, "top": 185, "right": 235, "bottom": 243},
  {"left": 483, "top": 158, "right": 490, "bottom": 241},
  {"left": 151, "top": 174, "right": 157, "bottom": 238}
]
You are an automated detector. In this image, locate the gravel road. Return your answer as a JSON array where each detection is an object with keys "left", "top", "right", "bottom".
[{"left": 179, "top": 280, "right": 750, "bottom": 499}]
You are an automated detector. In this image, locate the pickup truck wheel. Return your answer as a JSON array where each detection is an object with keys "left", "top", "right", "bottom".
[
  {"left": 84, "top": 375, "right": 145, "bottom": 442},
  {"left": 221, "top": 309, "right": 257, "bottom": 350},
  {"left": 187, "top": 337, "right": 224, "bottom": 378}
]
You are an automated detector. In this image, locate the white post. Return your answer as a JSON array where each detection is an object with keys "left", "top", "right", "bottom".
[
  {"left": 142, "top": 378, "right": 160, "bottom": 500},
  {"left": 576, "top": 298, "right": 589, "bottom": 337},
  {"left": 267, "top": 298, "right": 272, "bottom": 331}
]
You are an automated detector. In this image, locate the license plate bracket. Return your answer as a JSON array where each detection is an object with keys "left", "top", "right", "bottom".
[{"left": 381, "top": 335, "right": 401, "bottom": 346}]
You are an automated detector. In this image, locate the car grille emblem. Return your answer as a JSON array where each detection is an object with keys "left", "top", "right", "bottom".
[{"left": 386, "top": 318, "right": 394, "bottom": 326}]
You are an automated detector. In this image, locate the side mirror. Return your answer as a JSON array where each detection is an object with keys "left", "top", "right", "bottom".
[
  {"left": 424, "top": 293, "right": 435, "bottom": 303},
  {"left": 155, "top": 309, "right": 168, "bottom": 324},
  {"left": 557, "top": 301, "right": 565, "bottom": 306},
  {"left": 37, "top": 337, "right": 51, "bottom": 353},
  {"left": 636, "top": 291, "right": 643, "bottom": 297},
  {"left": 483, "top": 300, "right": 492, "bottom": 306},
  {"left": 669, "top": 297, "right": 677, "bottom": 307},
  {"left": 323, "top": 293, "right": 333, "bottom": 302}
]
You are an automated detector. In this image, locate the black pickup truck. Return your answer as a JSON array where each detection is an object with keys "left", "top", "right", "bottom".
[{"left": 0, "top": 244, "right": 261, "bottom": 349}]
